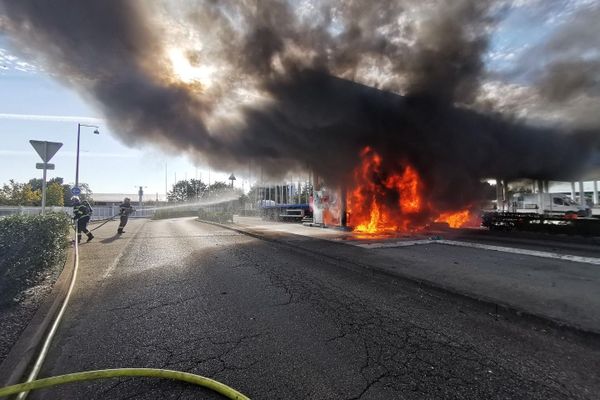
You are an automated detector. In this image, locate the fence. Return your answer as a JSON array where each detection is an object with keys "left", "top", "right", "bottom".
[{"left": 0, "top": 206, "right": 156, "bottom": 220}]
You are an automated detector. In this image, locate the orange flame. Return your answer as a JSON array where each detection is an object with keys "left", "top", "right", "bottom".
[
  {"left": 348, "top": 147, "right": 473, "bottom": 233},
  {"left": 435, "top": 209, "right": 471, "bottom": 228}
]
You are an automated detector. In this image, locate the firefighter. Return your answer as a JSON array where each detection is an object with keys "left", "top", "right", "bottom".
[
  {"left": 117, "top": 197, "right": 135, "bottom": 234},
  {"left": 72, "top": 196, "right": 94, "bottom": 243}
]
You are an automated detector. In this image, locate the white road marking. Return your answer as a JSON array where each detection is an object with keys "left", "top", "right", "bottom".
[
  {"left": 354, "top": 240, "right": 436, "bottom": 249},
  {"left": 102, "top": 243, "right": 130, "bottom": 279},
  {"left": 437, "top": 240, "right": 600, "bottom": 266},
  {"left": 102, "top": 222, "right": 146, "bottom": 279},
  {"left": 352, "top": 238, "right": 600, "bottom": 266}
]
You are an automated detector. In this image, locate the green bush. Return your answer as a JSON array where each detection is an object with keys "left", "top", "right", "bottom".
[
  {"left": 153, "top": 208, "right": 199, "bottom": 220},
  {"left": 0, "top": 213, "right": 71, "bottom": 306},
  {"left": 198, "top": 209, "right": 234, "bottom": 224}
]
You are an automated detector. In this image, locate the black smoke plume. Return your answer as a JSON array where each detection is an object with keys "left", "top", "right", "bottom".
[{"left": 0, "top": 0, "right": 598, "bottom": 212}]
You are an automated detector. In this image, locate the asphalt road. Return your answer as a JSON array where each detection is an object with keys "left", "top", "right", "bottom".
[{"left": 30, "top": 217, "right": 600, "bottom": 399}]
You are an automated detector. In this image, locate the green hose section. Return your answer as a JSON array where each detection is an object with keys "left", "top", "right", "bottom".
[{"left": 0, "top": 368, "right": 250, "bottom": 399}]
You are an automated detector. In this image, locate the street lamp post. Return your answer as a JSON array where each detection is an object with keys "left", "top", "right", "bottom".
[{"left": 75, "top": 123, "right": 100, "bottom": 189}]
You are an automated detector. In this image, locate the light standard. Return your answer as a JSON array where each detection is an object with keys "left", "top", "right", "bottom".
[{"left": 75, "top": 123, "right": 100, "bottom": 189}]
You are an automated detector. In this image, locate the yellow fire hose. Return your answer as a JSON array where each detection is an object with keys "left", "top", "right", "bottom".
[
  {"left": 1, "top": 223, "right": 250, "bottom": 399},
  {"left": 0, "top": 368, "right": 250, "bottom": 399}
]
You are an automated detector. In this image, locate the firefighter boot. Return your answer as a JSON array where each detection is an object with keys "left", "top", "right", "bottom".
[
  {"left": 77, "top": 234, "right": 82, "bottom": 244},
  {"left": 86, "top": 232, "right": 94, "bottom": 242},
  {"left": 117, "top": 227, "right": 123, "bottom": 234}
]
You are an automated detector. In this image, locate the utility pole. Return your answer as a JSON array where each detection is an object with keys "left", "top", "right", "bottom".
[{"left": 138, "top": 186, "right": 144, "bottom": 207}]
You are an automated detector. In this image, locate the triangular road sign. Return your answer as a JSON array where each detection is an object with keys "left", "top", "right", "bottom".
[{"left": 30, "top": 140, "right": 63, "bottom": 162}]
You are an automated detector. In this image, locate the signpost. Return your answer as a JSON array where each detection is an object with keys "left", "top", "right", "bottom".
[
  {"left": 71, "top": 186, "right": 81, "bottom": 196},
  {"left": 30, "top": 140, "right": 63, "bottom": 215}
]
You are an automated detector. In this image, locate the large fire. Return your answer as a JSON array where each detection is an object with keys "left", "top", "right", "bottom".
[{"left": 347, "top": 147, "right": 473, "bottom": 234}]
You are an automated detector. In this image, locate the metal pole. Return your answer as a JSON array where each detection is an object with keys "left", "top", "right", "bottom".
[
  {"left": 41, "top": 142, "right": 48, "bottom": 215},
  {"left": 571, "top": 182, "right": 576, "bottom": 200},
  {"left": 579, "top": 181, "right": 585, "bottom": 206},
  {"left": 340, "top": 185, "right": 347, "bottom": 227},
  {"left": 75, "top": 123, "right": 81, "bottom": 188},
  {"left": 259, "top": 166, "right": 263, "bottom": 205},
  {"left": 594, "top": 181, "right": 599, "bottom": 206},
  {"left": 537, "top": 180, "right": 543, "bottom": 214},
  {"left": 495, "top": 178, "right": 503, "bottom": 211},
  {"left": 502, "top": 179, "right": 509, "bottom": 208}
]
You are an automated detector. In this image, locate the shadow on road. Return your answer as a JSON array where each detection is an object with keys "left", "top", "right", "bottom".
[{"left": 100, "top": 235, "right": 122, "bottom": 244}]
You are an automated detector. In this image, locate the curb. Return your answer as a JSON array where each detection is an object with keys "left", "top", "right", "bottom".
[
  {"left": 198, "top": 219, "right": 600, "bottom": 340},
  {"left": 0, "top": 247, "right": 75, "bottom": 387}
]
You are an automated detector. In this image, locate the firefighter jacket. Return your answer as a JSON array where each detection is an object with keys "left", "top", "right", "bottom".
[
  {"left": 73, "top": 202, "right": 92, "bottom": 220},
  {"left": 119, "top": 203, "right": 135, "bottom": 216}
]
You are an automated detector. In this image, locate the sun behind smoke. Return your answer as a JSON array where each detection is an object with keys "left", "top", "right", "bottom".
[{"left": 167, "top": 47, "right": 216, "bottom": 87}]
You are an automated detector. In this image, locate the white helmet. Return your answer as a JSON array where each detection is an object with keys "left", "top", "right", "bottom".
[{"left": 71, "top": 196, "right": 80, "bottom": 203}]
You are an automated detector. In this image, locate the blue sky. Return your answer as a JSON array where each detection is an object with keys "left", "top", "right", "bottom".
[
  {"left": 0, "top": 1, "right": 594, "bottom": 195},
  {"left": 0, "top": 48, "right": 232, "bottom": 196}
]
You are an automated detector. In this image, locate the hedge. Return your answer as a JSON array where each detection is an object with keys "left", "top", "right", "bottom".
[
  {"left": 0, "top": 213, "right": 71, "bottom": 306},
  {"left": 197, "top": 209, "right": 234, "bottom": 224},
  {"left": 153, "top": 208, "right": 199, "bottom": 220}
]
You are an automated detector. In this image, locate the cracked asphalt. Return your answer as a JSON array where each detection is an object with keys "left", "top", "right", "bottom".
[{"left": 30, "top": 217, "right": 600, "bottom": 399}]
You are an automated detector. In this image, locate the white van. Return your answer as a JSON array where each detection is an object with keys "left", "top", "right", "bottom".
[{"left": 510, "top": 193, "right": 590, "bottom": 217}]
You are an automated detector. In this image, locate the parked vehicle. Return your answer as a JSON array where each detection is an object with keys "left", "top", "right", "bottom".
[{"left": 509, "top": 193, "right": 590, "bottom": 217}]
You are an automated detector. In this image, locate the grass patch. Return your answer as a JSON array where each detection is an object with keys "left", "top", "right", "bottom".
[{"left": 0, "top": 213, "right": 71, "bottom": 306}]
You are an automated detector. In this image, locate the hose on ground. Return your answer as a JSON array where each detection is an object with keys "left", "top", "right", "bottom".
[
  {"left": 88, "top": 215, "right": 116, "bottom": 231},
  {"left": 0, "top": 368, "right": 250, "bottom": 399},
  {"left": 14, "top": 222, "right": 83, "bottom": 400},
  {"left": 3, "top": 220, "right": 250, "bottom": 399}
]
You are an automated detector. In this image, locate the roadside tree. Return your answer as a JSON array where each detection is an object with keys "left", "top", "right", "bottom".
[
  {"left": 168, "top": 179, "right": 207, "bottom": 203},
  {"left": 46, "top": 182, "right": 65, "bottom": 206}
]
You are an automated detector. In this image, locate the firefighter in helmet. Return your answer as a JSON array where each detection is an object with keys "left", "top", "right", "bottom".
[
  {"left": 72, "top": 196, "right": 94, "bottom": 243},
  {"left": 117, "top": 197, "right": 135, "bottom": 234}
]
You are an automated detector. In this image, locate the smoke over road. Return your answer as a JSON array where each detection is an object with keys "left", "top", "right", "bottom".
[{"left": 0, "top": 0, "right": 598, "bottom": 210}]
